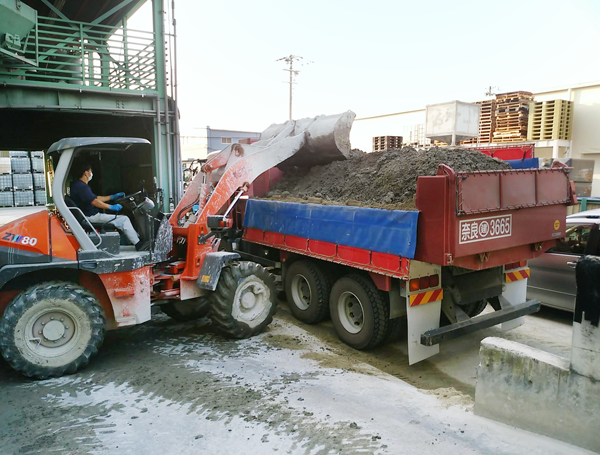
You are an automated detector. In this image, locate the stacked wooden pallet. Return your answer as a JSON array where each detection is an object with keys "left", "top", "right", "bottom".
[
  {"left": 527, "top": 99, "right": 573, "bottom": 141},
  {"left": 492, "top": 91, "right": 534, "bottom": 143},
  {"left": 372, "top": 135, "right": 403, "bottom": 151},
  {"left": 462, "top": 100, "right": 496, "bottom": 144}
]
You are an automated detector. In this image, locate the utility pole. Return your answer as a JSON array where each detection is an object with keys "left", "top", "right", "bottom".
[
  {"left": 485, "top": 85, "right": 500, "bottom": 97},
  {"left": 276, "top": 55, "right": 305, "bottom": 120}
]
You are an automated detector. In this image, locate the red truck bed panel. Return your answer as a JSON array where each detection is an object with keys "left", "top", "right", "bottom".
[{"left": 415, "top": 165, "right": 575, "bottom": 269}]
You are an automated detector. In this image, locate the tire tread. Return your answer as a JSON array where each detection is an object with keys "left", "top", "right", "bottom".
[
  {"left": 330, "top": 274, "right": 389, "bottom": 350},
  {"left": 0, "top": 281, "right": 106, "bottom": 379},
  {"left": 208, "top": 261, "right": 277, "bottom": 339},
  {"left": 285, "top": 260, "right": 331, "bottom": 324}
]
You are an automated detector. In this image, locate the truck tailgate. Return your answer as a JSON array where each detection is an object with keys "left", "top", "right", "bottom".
[{"left": 415, "top": 164, "right": 576, "bottom": 269}]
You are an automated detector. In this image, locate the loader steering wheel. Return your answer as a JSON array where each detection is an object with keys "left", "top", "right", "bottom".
[{"left": 114, "top": 190, "right": 143, "bottom": 202}]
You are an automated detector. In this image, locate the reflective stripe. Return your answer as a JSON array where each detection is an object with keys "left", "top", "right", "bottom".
[
  {"left": 409, "top": 288, "right": 443, "bottom": 307},
  {"left": 505, "top": 268, "right": 531, "bottom": 283}
]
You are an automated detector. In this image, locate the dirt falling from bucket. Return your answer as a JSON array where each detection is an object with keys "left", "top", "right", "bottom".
[{"left": 265, "top": 147, "right": 511, "bottom": 210}]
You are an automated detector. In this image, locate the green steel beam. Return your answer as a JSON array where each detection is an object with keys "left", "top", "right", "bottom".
[
  {"left": 39, "top": 0, "right": 69, "bottom": 20},
  {"left": 152, "top": 0, "right": 171, "bottom": 211},
  {"left": 0, "top": 84, "right": 156, "bottom": 112},
  {"left": 91, "top": 0, "right": 137, "bottom": 25}
]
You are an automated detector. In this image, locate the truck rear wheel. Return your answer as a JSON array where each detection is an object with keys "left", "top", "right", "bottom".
[
  {"left": 162, "top": 298, "right": 210, "bottom": 322},
  {"left": 285, "top": 260, "right": 331, "bottom": 324},
  {"left": 209, "top": 261, "right": 277, "bottom": 339},
  {"left": 0, "top": 282, "right": 105, "bottom": 379},
  {"left": 329, "top": 275, "right": 389, "bottom": 350},
  {"left": 458, "top": 300, "right": 488, "bottom": 317}
]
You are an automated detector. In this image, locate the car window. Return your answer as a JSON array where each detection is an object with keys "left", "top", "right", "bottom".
[{"left": 549, "top": 224, "right": 593, "bottom": 255}]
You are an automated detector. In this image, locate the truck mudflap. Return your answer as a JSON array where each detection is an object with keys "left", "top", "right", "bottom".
[{"left": 408, "top": 266, "right": 537, "bottom": 364}]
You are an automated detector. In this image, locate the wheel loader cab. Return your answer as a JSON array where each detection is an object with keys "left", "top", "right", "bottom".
[{"left": 47, "top": 137, "right": 170, "bottom": 260}]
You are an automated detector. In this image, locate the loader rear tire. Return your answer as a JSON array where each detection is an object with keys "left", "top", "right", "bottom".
[
  {"left": 209, "top": 261, "right": 277, "bottom": 339},
  {"left": 0, "top": 282, "right": 105, "bottom": 379},
  {"left": 162, "top": 298, "right": 210, "bottom": 322},
  {"left": 330, "top": 275, "right": 389, "bottom": 350},
  {"left": 285, "top": 260, "right": 331, "bottom": 324}
]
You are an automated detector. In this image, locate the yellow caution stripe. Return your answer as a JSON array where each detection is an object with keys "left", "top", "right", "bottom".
[
  {"left": 505, "top": 268, "right": 531, "bottom": 283},
  {"left": 409, "top": 289, "right": 443, "bottom": 307}
]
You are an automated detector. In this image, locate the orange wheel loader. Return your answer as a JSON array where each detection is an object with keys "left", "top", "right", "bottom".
[{"left": 0, "top": 112, "right": 355, "bottom": 379}]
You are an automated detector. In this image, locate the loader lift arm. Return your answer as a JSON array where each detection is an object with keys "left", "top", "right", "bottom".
[{"left": 168, "top": 111, "right": 355, "bottom": 298}]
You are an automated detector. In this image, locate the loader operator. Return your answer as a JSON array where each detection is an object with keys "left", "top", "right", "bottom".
[{"left": 70, "top": 163, "right": 146, "bottom": 250}]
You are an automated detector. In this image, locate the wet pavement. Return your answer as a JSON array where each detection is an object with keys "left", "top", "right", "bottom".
[{"left": 0, "top": 304, "right": 590, "bottom": 455}]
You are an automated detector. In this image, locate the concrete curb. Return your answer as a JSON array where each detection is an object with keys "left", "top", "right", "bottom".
[{"left": 475, "top": 336, "right": 600, "bottom": 453}]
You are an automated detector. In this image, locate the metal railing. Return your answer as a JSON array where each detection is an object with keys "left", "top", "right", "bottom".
[{"left": 0, "top": 16, "right": 157, "bottom": 92}]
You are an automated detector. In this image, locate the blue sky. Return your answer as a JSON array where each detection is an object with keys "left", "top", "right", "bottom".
[{"left": 130, "top": 0, "right": 600, "bottom": 134}]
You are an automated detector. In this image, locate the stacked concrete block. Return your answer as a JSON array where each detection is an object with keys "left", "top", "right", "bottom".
[
  {"left": 0, "top": 191, "right": 13, "bottom": 207},
  {"left": 14, "top": 190, "right": 34, "bottom": 206},
  {"left": 6, "top": 151, "right": 46, "bottom": 206},
  {"left": 0, "top": 155, "right": 13, "bottom": 207},
  {"left": 12, "top": 173, "right": 33, "bottom": 190},
  {"left": 34, "top": 190, "right": 46, "bottom": 206}
]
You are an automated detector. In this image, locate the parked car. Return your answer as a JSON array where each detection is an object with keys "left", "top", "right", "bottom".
[{"left": 527, "top": 209, "right": 600, "bottom": 311}]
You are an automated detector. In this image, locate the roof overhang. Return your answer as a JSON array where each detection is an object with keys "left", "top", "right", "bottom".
[{"left": 48, "top": 137, "right": 150, "bottom": 154}]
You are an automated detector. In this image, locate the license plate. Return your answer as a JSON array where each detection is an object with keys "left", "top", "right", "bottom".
[{"left": 459, "top": 214, "right": 512, "bottom": 244}]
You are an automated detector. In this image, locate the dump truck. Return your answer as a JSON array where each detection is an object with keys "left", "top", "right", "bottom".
[
  {"left": 222, "top": 153, "right": 577, "bottom": 364},
  {"left": 0, "top": 112, "right": 355, "bottom": 379}
]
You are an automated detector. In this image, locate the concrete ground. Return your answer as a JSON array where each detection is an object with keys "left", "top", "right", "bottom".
[
  {"left": 0, "top": 207, "right": 586, "bottom": 453},
  {"left": 0, "top": 302, "right": 590, "bottom": 455}
]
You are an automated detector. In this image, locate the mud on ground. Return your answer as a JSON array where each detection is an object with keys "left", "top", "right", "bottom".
[{"left": 266, "top": 147, "right": 510, "bottom": 210}]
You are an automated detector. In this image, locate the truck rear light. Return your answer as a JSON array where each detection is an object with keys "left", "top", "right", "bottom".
[
  {"left": 410, "top": 274, "right": 440, "bottom": 292},
  {"left": 505, "top": 260, "right": 527, "bottom": 270},
  {"left": 409, "top": 279, "right": 420, "bottom": 292}
]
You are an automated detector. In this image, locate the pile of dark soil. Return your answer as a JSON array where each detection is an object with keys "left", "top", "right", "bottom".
[{"left": 265, "top": 147, "right": 510, "bottom": 210}]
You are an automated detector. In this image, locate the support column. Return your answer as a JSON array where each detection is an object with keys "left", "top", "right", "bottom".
[
  {"left": 572, "top": 256, "right": 600, "bottom": 380},
  {"left": 552, "top": 140, "right": 559, "bottom": 159},
  {"left": 152, "top": 0, "right": 171, "bottom": 211}
]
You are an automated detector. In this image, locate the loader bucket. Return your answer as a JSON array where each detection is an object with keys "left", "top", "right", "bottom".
[{"left": 260, "top": 110, "right": 356, "bottom": 168}]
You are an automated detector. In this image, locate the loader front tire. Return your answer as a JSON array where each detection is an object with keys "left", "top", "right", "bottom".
[
  {"left": 162, "top": 298, "right": 210, "bottom": 322},
  {"left": 209, "top": 261, "right": 277, "bottom": 339},
  {"left": 0, "top": 282, "right": 105, "bottom": 379}
]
